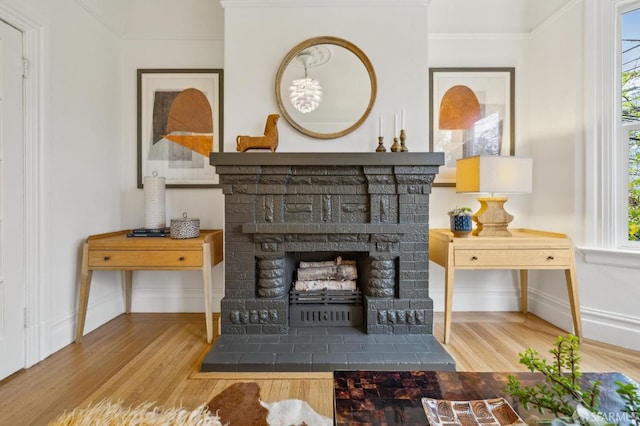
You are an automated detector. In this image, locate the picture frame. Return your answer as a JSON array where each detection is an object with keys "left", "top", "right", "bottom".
[
  {"left": 137, "top": 69, "right": 224, "bottom": 188},
  {"left": 429, "top": 67, "right": 515, "bottom": 187}
]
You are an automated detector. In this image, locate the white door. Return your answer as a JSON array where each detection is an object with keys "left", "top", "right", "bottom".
[{"left": 0, "top": 19, "right": 25, "bottom": 380}]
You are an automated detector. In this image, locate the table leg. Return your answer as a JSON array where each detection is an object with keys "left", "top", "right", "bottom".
[
  {"left": 75, "top": 243, "right": 92, "bottom": 343},
  {"left": 443, "top": 266, "right": 454, "bottom": 344},
  {"left": 565, "top": 267, "right": 582, "bottom": 341},
  {"left": 202, "top": 242, "right": 213, "bottom": 343},
  {"left": 519, "top": 269, "right": 528, "bottom": 314},
  {"left": 123, "top": 271, "right": 132, "bottom": 313}
]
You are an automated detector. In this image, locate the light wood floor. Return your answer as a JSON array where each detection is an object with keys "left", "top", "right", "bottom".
[{"left": 0, "top": 312, "right": 638, "bottom": 425}]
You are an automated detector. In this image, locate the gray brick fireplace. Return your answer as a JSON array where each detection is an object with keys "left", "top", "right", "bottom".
[{"left": 202, "top": 152, "right": 455, "bottom": 372}]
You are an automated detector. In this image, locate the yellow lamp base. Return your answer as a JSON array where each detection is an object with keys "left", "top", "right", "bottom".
[{"left": 472, "top": 197, "right": 514, "bottom": 237}]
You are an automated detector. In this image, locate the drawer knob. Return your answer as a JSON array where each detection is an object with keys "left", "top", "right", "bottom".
[
  {"left": 103, "top": 256, "right": 110, "bottom": 261},
  {"left": 471, "top": 256, "right": 478, "bottom": 261},
  {"left": 547, "top": 256, "right": 555, "bottom": 260},
  {"left": 179, "top": 256, "right": 185, "bottom": 261}
]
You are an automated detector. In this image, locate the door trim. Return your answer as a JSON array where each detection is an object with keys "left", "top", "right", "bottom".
[{"left": 0, "top": 2, "right": 45, "bottom": 367}]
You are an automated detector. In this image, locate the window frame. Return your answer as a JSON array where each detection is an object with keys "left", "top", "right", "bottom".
[
  {"left": 617, "top": 3, "right": 640, "bottom": 250},
  {"left": 580, "top": 0, "right": 640, "bottom": 268}
]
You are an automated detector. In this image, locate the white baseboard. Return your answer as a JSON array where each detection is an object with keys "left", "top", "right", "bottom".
[
  {"left": 47, "top": 291, "right": 124, "bottom": 355},
  {"left": 526, "top": 287, "right": 575, "bottom": 332},
  {"left": 45, "top": 286, "right": 224, "bottom": 358},
  {"left": 45, "top": 284, "right": 640, "bottom": 362},
  {"left": 430, "top": 285, "right": 640, "bottom": 352},
  {"left": 527, "top": 288, "right": 640, "bottom": 351},
  {"left": 580, "top": 307, "right": 640, "bottom": 351},
  {"left": 130, "top": 287, "right": 223, "bottom": 312},
  {"left": 429, "top": 285, "right": 521, "bottom": 312}
]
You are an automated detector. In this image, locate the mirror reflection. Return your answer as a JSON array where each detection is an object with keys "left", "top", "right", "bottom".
[{"left": 275, "top": 36, "right": 377, "bottom": 139}]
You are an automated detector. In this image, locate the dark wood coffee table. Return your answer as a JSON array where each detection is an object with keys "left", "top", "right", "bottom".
[{"left": 334, "top": 370, "right": 636, "bottom": 425}]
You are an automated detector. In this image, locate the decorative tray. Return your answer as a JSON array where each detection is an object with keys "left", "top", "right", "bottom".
[{"left": 421, "top": 397, "right": 526, "bottom": 426}]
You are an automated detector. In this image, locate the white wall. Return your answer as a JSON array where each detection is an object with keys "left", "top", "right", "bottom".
[
  {"left": 427, "top": 3, "right": 534, "bottom": 312},
  {"left": 429, "top": 0, "right": 640, "bottom": 351},
  {"left": 54, "top": 0, "right": 227, "bottom": 338},
  {"left": 1, "top": 0, "right": 227, "bottom": 357},
  {"left": 525, "top": 2, "right": 584, "bottom": 336},
  {"left": 222, "top": 0, "right": 430, "bottom": 153},
  {"left": 2, "top": 0, "right": 124, "bottom": 355},
  {"left": 7, "top": 0, "right": 639, "bottom": 361},
  {"left": 128, "top": 0, "right": 639, "bottom": 352},
  {"left": 118, "top": 0, "right": 226, "bottom": 317},
  {"left": 525, "top": 1, "right": 640, "bottom": 351}
]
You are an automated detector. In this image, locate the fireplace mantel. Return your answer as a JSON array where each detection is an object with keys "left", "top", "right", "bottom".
[{"left": 210, "top": 152, "right": 444, "bottom": 167}]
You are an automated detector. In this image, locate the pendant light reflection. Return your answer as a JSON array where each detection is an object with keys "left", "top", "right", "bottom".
[{"left": 289, "top": 53, "right": 323, "bottom": 114}]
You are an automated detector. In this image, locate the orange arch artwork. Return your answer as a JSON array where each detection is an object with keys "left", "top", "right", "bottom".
[
  {"left": 152, "top": 88, "right": 214, "bottom": 159},
  {"left": 438, "top": 85, "right": 481, "bottom": 130}
]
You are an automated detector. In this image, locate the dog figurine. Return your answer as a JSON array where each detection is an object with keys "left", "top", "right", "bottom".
[{"left": 236, "top": 114, "right": 280, "bottom": 152}]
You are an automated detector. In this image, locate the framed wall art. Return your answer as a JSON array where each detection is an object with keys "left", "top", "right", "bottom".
[
  {"left": 137, "top": 69, "right": 224, "bottom": 188},
  {"left": 429, "top": 67, "right": 515, "bottom": 187}
]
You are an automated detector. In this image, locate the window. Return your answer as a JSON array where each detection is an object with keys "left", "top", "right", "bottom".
[
  {"left": 581, "top": 1, "right": 640, "bottom": 267},
  {"left": 621, "top": 6, "right": 640, "bottom": 246}
]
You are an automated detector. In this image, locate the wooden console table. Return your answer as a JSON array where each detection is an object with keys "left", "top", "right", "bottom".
[
  {"left": 429, "top": 228, "right": 582, "bottom": 344},
  {"left": 75, "top": 229, "right": 223, "bottom": 343}
]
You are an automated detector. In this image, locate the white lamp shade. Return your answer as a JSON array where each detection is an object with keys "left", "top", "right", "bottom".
[{"left": 456, "top": 155, "right": 533, "bottom": 194}]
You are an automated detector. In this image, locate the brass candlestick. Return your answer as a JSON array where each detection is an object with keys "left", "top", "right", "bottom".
[
  {"left": 400, "top": 129, "right": 408, "bottom": 152},
  {"left": 376, "top": 136, "right": 386, "bottom": 152},
  {"left": 390, "top": 137, "right": 401, "bottom": 152}
]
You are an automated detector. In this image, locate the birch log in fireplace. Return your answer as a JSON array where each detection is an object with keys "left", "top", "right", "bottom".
[
  {"left": 209, "top": 152, "right": 444, "bottom": 336},
  {"left": 294, "top": 257, "right": 357, "bottom": 290}
]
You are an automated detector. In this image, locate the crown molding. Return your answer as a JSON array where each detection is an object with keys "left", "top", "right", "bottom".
[
  {"left": 428, "top": 0, "right": 581, "bottom": 41},
  {"left": 429, "top": 33, "right": 531, "bottom": 41},
  {"left": 0, "top": 0, "right": 48, "bottom": 29},
  {"left": 221, "top": 0, "right": 431, "bottom": 8},
  {"left": 74, "top": 0, "right": 125, "bottom": 37},
  {"left": 120, "top": 34, "right": 225, "bottom": 41},
  {"left": 530, "top": 0, "right": 582, "bottom": 38}
]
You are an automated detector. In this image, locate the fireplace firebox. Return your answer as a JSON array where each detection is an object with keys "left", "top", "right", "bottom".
[{"left": 288, "top": 252, "right": 363, "bottom": 327}]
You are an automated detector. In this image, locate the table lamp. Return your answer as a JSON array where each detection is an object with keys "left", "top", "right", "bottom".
[{"left": 456, "top": 155, "right": 533, "bottom": 236}]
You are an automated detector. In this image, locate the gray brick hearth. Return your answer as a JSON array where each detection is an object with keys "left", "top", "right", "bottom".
[{"left": 202, "top": 326, "right": 455, "bottom": 372}]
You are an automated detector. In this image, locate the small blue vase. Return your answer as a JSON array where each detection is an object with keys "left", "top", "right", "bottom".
[{"left": 450, "top": 215, "right": 472, "bottom": 237}]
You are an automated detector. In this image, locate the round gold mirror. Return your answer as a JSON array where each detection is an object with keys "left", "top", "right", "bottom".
[{"left": 275, "top": 36, "right": 377, "bottom": 139}]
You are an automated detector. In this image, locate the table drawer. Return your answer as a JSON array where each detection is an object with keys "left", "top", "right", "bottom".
[
  {"left": 454, "top": 249, "right": 571, "bottom": 267},
  {"left": 88, "top": 250, "right": 203, "bottom": 267}
]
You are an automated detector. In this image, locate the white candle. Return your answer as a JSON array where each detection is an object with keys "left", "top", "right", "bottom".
[
  {"left": 394, "top": 113, "right": 398, "bottom": 137},
  {"left": 379, "top": 115, "right": 383, "bottom": 137},
  {"left": 401, "top": 108, "right": 406, "bottom": 130}
]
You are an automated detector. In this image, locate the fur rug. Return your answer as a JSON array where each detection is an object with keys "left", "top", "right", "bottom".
[
  {"left": 49, "top": 382, "right": 331, "bottom": 426},
  {"left": 48, "top": 401, "right": 223, "bottom": 425}
]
